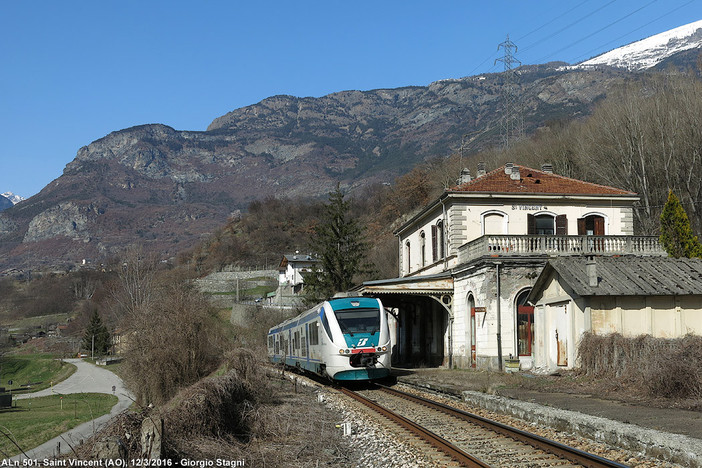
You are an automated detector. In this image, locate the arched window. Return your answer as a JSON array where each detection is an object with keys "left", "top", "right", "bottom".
[
  {"left": 534, "top": 214, "right": 554, "bottom": 235},
  {"left": 577, "top": 213, "right": 606, "bottom": 236},
  {"left": 437, "top": 220, "right": 445, "bottom": 259},
  {"left": 528, "top": 212, "right": 567, "bottom": 235},
  {"left": 405, "top": 240, "right": 411, "bottom": 274},
  {"left": 481, "top": 211, "right": 508, "bottom": 235},
  {"left": 432, "top": 220, "right": 445, "bottom": 262},
  {"left": 420, "top": 231, "right": 426, "bottom": 267}
]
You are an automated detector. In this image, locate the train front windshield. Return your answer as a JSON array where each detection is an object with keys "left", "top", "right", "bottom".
[{"left": 335, "top": 308, "right": 380, "bottom": 335}]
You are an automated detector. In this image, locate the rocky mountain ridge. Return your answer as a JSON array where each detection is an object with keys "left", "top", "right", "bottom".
[{"left": 0, "top": 33, "right": 699, "bottom": 271}]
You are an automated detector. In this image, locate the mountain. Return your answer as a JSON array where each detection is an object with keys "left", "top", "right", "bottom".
[
  {"left": 0, "top": 195, "right": 12, "bottom": 212},
  {"left": 1, "top": 21, "right": 701, "bottom": 272},
  {"left": 579, "top": 19, "right": 702, "bottom": 70},
  {"left": 1, "top": 192, "right": 24, "bottom": 205}
]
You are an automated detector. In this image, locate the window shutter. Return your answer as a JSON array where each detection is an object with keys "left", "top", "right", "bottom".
[
  {"left": 594, "top": 216, "right": 605, "bottom": 235},
  {"left": 527, "top": 214, "right": 535, "bottom": 235},
  {"left": 556, "top": 215, "right": 568, "bottom": 235},
  {"left": 577, "top": 218, "right": 586, "bottom": 235},
  {"left": 431, "top": 225, "right": 438, "bottom": 262}
]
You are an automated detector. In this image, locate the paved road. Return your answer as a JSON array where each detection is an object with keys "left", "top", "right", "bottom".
[{"left": 9, "top": 358, "right": 134, "bottom": 461}]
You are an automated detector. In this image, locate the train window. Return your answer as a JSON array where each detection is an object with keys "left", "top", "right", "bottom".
[
  {"left": 293, "top": 331, "right": 299, "bottom": 351},
  {"left": 320, "top": 311, "right": 333, "bottom": 340},
  {"left": 274, "top": 337, "right": 279, "bottom": 354},
  {"left": 309, "top": 322, "right": 319, "bottom": 345},
  {"left": 301, "top": 334, "right": 307, "bottom": 357},
  {"left": 335, "top": 308, "right": 380, "bottom": 334}
]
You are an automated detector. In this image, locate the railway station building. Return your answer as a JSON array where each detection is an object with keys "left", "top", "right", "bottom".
[{"left": 357, "top": 163, "right": 666, "bottom": 372}]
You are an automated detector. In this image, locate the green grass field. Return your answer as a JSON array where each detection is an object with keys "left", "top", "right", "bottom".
[
  {"left": 0, "top": 354, "right": 76, "bottom": 393},
  {"left": 0, "top": 393, "right": 118, "bottom": 457}
]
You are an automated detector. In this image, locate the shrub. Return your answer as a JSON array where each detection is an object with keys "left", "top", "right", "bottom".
[{"left": 578, "top": 332, "right": 702, "bottom": 399}]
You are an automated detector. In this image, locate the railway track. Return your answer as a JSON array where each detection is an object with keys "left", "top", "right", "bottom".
[{"left": 337, "top": 384, "right": 629, "bottom": 468}]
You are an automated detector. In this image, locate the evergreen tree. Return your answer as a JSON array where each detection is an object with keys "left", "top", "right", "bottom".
[
  {"left": 659, "top": 190, "right": 702, "bottom": 258},
  {"left": 303, "top": 185, "right": 372, "bottom": 304},
  {"left": 82, "top": 309, "right": 111, "bottom": 356}
]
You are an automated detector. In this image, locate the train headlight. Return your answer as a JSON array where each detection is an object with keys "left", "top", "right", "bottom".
[
  {"left": 339, "top": 349, "right": 345, "bottom": 354},
  {"left": 382, "top": 346, "right": 387, "bottom": 352},
  {"left": 345, "top": 349, "right": 351, "bottom": 354}
]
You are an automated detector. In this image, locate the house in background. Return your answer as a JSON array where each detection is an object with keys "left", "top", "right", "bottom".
[
  {"left": 278, "top": 252, "right": 320, "bottom": 295},
  {"left": 360, "top": 163, "right": 666, "bottom": 371},
  {"left": 527, "top": 256, "right": 702, "bottom": 371}
]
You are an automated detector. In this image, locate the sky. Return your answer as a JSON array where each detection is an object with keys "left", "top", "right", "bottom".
[{"left": 1, "top": 1, "right": 700, "bottom": 199}]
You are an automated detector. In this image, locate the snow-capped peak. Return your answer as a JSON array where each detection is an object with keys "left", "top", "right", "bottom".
[
  {"left": 1, "top": 192, "right": 24, "bottom": 205},
  {"left": 578, "top": 19, "right": 702, "bottom": 71}
]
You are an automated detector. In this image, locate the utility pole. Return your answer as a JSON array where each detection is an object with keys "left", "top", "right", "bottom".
[{"left": 495, "top": 35, "right": 523, "bottom": 150}]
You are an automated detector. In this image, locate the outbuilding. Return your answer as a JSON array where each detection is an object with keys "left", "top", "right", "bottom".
[{"left": 527, "top": 256, "right": 702, "bottom": 372}]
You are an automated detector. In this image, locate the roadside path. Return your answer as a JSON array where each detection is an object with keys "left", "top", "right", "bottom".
[{"left": 9, "top": 358, "right": 134, "bottom": 461}]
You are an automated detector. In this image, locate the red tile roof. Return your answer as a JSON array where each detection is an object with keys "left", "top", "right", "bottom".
[{"left": 452, "top": 165, "right": 636, "bottom": 196}]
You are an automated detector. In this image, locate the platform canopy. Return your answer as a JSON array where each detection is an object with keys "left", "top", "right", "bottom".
[{"left": 357, "top": 272, "right": 453, "bottom": 296}]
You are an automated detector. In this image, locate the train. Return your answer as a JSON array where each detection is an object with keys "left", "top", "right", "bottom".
[{"left": 267, "top": 296, "right": 391, "bottom": 381}]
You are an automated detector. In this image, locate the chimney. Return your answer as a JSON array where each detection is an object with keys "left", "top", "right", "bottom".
[
  {"left": 477, "top": 162, "right": 487, "bottom": 178},
  {"left": 458, "top": 168, "right": 471, "bottom": 185},
  {"left": 510, "top": 165, "right": 521, "bottom": 180},
  {"left": 505, "top": 162, "right": 514, "bottom": 175},
  {"left": 586, "top": 256, "right": 598, "bottom": 287},
  {"left": 541, "top": 163, "right": 554, "bottom": 174}
]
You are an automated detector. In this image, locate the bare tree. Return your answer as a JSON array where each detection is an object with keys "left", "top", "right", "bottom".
[{"left": 110, "top": 246, "right": 158, "bottom": 319}]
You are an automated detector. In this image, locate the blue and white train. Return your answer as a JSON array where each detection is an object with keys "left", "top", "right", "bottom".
[{"left": 267, "top": 296, "right": 391, "bottom": 381}]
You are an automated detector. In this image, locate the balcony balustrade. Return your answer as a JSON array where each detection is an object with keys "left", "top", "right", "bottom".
[{"left": 457, "top": 235, "right": 665, "bottom": 264}]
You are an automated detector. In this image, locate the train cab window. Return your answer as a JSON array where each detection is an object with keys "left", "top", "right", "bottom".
[
  {"left": 320, "top": 310, "right": 333, "bottom": 340},
  {"left": 335, "top": 308, "right": 380, "bottom": 334}
]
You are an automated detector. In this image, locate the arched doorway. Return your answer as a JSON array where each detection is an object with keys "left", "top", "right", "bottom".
[
  {"left": 467, "top": 293, "right": 476, "bottom": 368},
  {"left": 515, "top": 289, "right": 534, "bottom": 358}
]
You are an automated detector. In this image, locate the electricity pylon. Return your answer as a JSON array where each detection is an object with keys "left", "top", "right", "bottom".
[{"left": 495, "top": 35, "right": 523, "bottom": 150}]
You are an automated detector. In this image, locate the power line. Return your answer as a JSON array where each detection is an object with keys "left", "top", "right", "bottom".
[
  {"left": 519, "top": 0, "right": 618, "bottom": 55},
  {"left": 537, "top": 0, "right": 659, "bottom": 63},
  {"left": 514, "top": 0, "right": 589, "bottom": 43},
  {"left": 570, "top": 0, "right": 698, "bottom": 63}
]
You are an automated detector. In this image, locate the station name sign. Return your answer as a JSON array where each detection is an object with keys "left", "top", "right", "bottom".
[{"left": 511, "top": 205, "right": 547, "bottom": 211}]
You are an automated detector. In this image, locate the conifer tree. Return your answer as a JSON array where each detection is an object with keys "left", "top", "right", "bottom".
[
  {"left": 82, "top": 309, "right": 111, "bottom": 356},
  {"left": 659, "top": 190, "right": 702, "bottom": 258},
  {"left": 303, "top": 185, "right": 371, "bottom": 304}
]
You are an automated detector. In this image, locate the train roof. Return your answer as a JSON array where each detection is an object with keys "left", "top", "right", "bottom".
[{"left": 267, "top": 296, "right": 381, "bottom": 335}]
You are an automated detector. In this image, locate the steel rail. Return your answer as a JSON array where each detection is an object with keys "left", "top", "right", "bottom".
[
  {"left": 337, "top": 386, "right": 490, "bottom": 468},
  {"left": 377, "top": 384, "right": 630, "bottom": 468}
]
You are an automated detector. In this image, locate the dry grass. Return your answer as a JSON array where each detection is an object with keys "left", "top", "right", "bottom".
[
  {"left": 66, "top": 350, "right": 351, "bottom": 466},
  {"left": 577, "top": 332, "right": 702, "bottom": 399}
]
